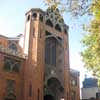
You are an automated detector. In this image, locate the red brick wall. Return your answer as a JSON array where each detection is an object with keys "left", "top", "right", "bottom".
[{"left": 0, "top": 53, "right": 25, "bottom": 100}]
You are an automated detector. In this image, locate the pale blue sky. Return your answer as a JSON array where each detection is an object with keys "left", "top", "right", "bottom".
[{"left": 0, "top": 0, "right": 92, "bottom": 87}]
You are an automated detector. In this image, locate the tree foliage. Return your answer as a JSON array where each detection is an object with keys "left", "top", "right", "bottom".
[
  {"left": 81, "top": 0, "right": 100, "bottom": 85},
  {"left": 43, "top": 0, "right": 92, "bottom": 17}
]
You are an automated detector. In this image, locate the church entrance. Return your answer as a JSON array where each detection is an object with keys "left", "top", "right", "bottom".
[
  {"left": 44, "top": 77, "right": 64, "bottom": 100},
  {"left": 44, "top": 95, "right": 54, "bottom": 100}
]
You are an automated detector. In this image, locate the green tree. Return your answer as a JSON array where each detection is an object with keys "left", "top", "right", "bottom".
[
  {"left": 81, "top": 0, "right": 100, "bottom": 85},
  {"left": 43, "top": 0, "right": 92, "bottom": 17}
]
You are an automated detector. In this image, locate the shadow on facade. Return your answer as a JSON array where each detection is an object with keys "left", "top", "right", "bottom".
[{"left": 44, "top": 95, "right": 54, "bottom": 100}]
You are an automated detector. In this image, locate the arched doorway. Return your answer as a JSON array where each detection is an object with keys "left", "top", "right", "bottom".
[
  {"left": 44, "top": 95, "right": 54, "bottom": 100},
  {"left": 47, "top": 77, "right": 64, "bottom": 93},
  {"left": 44, "top": 77, "right": 64, "bottom": 100}
]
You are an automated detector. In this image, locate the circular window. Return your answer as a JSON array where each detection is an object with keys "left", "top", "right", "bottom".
[{"left": 72, "top": 80, "right": 77, "bottom": 86}]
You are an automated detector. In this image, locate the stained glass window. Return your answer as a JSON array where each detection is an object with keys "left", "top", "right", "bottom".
[{"left": 45, "top": 36, "right": 56, "bottom": 66}]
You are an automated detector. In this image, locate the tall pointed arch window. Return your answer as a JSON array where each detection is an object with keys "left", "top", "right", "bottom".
[
  {"left": 45, "top": 35, "right": 56, "bottom": 66},
  {"left": 46, "top": 19, "right": 53, "bottom": 27}
]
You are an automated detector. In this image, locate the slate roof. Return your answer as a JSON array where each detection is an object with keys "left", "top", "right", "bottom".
[{"left": 83, "top": 78, "right": 98, "bottom": 88}]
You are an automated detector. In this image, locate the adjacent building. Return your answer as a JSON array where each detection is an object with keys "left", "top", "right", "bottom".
[
  {"left": 81, "top": 78, "right": 100, "bottom": 100},
  {"left": 70, "top": 69, "right": 80, "bottom": 100}
]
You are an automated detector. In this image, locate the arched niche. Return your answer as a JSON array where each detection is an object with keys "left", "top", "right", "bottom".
[
  {"left": 55, "top": 24, "right": 62, "bottom": 32},
  {"left": 47, "top": 77, "right": 64, "bottom": 92},
  {"left": 46, "top": 19, "right": 53, "bottom": 27}
]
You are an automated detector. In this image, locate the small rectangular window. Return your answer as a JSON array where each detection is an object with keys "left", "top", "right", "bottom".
[
  {"left": 38, "top": 89, "right": 40, "bottom": 100},
  {"left": 33, "top": 28, "right": 35, "bottom": 37},
  {"left": 29, "top": 84, "right": 32, "bottom": 97},
  {"left": 6, "top": 79, "right": 15, "bottom": 94},
  {"left": 96, "top": 92, "right": 100, "bottom": 99},
  {"left": 71, "top": 91, "right": 76, "bottom": 100}
]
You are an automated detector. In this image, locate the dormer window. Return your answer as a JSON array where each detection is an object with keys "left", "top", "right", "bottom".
[
  {"left": 46, "top": 19, "right": 53, "bottom": 27},
  {"left": 55, "top": 24, "right": 62, "bottom": 32},
  {"left": 9, "top": 43, "right": 17, "bottom": 52}
]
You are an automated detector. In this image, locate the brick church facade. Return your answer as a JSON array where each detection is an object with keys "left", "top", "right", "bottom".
[{"left": 0, "top": 7, "right": 80, "bottom": 100}]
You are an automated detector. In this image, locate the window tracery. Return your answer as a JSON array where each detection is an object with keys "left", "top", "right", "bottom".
[
  {"left": 45, "top": 6, "right": 65, "bottom": 32},
  {"left": 45, "top": 36, "right": 56, "bottom": 66}
]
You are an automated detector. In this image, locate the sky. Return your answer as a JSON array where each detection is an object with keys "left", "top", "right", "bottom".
[{"left": 0, "top": 0, "right": 92, "bottom": 87}]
